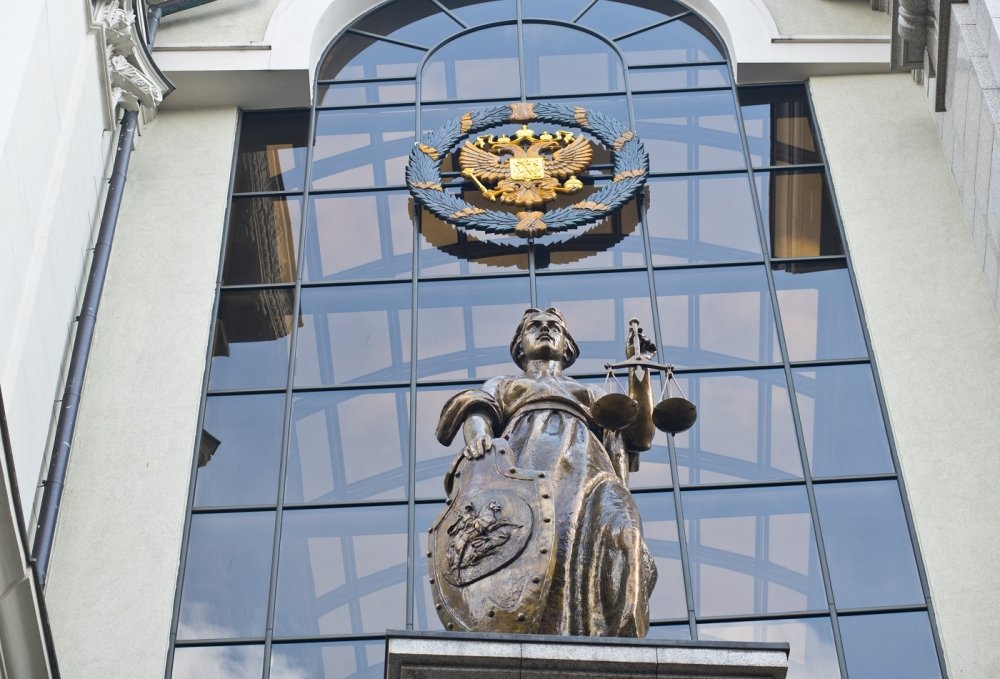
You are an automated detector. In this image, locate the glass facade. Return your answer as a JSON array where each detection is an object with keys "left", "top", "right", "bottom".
[{"left": 168, "top": 2, "right": 945, "bottom": 678}]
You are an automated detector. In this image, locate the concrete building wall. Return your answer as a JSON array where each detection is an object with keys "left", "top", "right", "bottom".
[
  {"left": 762, "top": 0, "right": 890, "bottom": 36},
  {"left": 811, "top": 72, "right": 1000, "bottom": 678},
  {"left": 156, "top": 0, "right": 283, "bottom": 47}
]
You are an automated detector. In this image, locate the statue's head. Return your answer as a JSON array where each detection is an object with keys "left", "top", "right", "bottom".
[{"left": 510, "top": 307, "right": 579, "bottom": 370}]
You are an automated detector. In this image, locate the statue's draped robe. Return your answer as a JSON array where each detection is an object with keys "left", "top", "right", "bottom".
[{"left": 436, "top": 373, "right": 657, "bottom": 637}]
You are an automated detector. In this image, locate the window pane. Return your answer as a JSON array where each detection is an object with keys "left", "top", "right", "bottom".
[
  {"left": 195, "top": 395, "right": 285, "bottom": 508},
  {"left": 536, "top": 192, "right": 645, "bottom": 273},
  {"left": 792, "top": 364, "right": 893, "bottom": 478},
  {"left": 312, "top": 107, "right": 414, "bottom": 190},
  {"left": 285, "top": 388, "right": 409, "bottom": 504},
  {"left": 274, "top": 505, "right": 407, "bottom": 636},
  {"left": 740, "top": 85, "right": 820, "bottom": 167},
  {"left": 523, "top": 23, "right": 625, "bottom": 97},
  {"left": 420, "top": 100, "right": 512, "bottom": 176},
  {"left": 304, "top": 192, "right": 413, "bottom": 282},
  {"left": 536, "top": 270, "right": 654, "bottom": 374},
  {"left": 522, "top": 0, "right": 590, "bottom": 20},
  {"left": 271, "top": 640, "right": 386, "bottom": 679},
  {"left": 756, "top": 170, "right": 844, "bottom": 258},
  {"left": 317, "top": 81, "right": 415, "bottom": 107},
  {"left": 295, "top": 283, "right": 412, "bottom": 387},
  {"left": 655, "top": 266, "right": 780, "bottom": 368},
  {"left": 419, "top": 206, "right": 531, "bottom": 276},
  {"left": 172, "top": 645, "right": 264, "bottom": 679},
  {"left": 634, "top": 92, "right": 744, "bottom": 173},
  {"left": 223, "top": 197, "right": 302, "bottom": 285},
  {"left": 646, "top": 174, "right": 762, "bottom": 265},
  {"left": 629, "top": 64, "right": 730, "bottom": 91},
  {"left": 421, "top": 25, "right": 520, "bottom": 101},
  {"left": 774, "top": 262, "right": 865, "bottom": 362},
  {"left": 673, "top": 369, "right": 801, "bottom": 485},
  {"left": 617, "top": 16, "right": 725, "bottom": 66},
  {"left": 699, "top": 617, "right": 839, "bottom": 679},
  {"left": 413, "top": 502, "right": 447, "bottom": 630},
  {"left": 840, "top": 612, "right": 941, "bottom": 679},
  {"left": 417, "top": 277, "right": 530, "bottom": 380},
  {"left": 177, "top": 512, "right": 274, "bottom": 640},
  {"left": 319, "top": 34, "right": 424, "bottom": 80},
  {"left": 646, "top": 624, "right": 691, "bottom": 640},
  {"left": 209, "top": 289, "right": 294, "bottom": 391},
  {"left": 234, "top": 111, "right": 309, "bottom": 193},
  {"left": 577, "top": 0, "right": 686, "bottom": 37},
  {"left": 683, "top": 486, "right": 827, "bottom": 617},
  {"left": 627, "top": 425, "right": 672, "bottom": 490},
  {"left": 635, "top": 492, "right": 688, "bottom": 621},
  {"left": 414, "top": 386, "right": 463, "bottom": 500},
  {"left": 353, "top": 0, "right": 461, "bottom": 47},
  {"left": 439, "top": 0, "right": 515, "bottom": 25},
  {"left": 815, "top": 481, "right": 923, "bottom": 609}
]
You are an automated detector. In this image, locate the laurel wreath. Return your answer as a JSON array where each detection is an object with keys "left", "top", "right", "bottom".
[{"left": 406, "top": 102, "right": 649, "bottom": 240}]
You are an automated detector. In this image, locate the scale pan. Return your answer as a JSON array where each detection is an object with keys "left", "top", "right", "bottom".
[
  {"left": 592, "top": 393, "right": 638, "bottom": 431},
  {"left": 652, "top": 397, "right": 697, "bottom": 434}
]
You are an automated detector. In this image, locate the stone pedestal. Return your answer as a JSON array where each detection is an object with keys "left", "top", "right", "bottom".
[{"left": 385, "top": 630, "right": 788, "bottom": 678}]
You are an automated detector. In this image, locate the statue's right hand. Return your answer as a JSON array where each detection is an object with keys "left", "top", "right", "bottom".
[{"left": 462, "top": 435, "right": 494, "bottom": 461}]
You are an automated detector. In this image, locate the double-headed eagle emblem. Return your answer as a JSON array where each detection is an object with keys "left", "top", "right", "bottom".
[{"left": 460, "top": 125, "right": 593, "bottom": 208}]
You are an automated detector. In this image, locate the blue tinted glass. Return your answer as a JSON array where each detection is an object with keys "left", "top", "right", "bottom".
[
  {"left": 274, "top": 505, "right": 408, "bottom": 636},
  {"left": 683, "top": 486, "right": 827, "bottom": 617},
  {"left": 634, "top": 92, "right": 745, "bottom": 173},
  {"left": 318, "top": 80, "right": 415, "bottom": 107},
  {"left": 792, "top": 364, "right": 893, "bottom": 478},
  {"left": 699, "top": 617, "right": 840, "bottom": 679},
  {"left": 523, "top": 23, "right": 625, "bottom": 96},
  {"left": 815, "top": 481, "right": 923, "bottom": 608},
  {"left": 354, "top": 0, "right": 462, "bottom": 47},
  {"left": 271, "top": 640, "right": 386, "bottom": 679},
  {"left": 618, "top": 16, "right": 725, "bottom": 65},
  {"left": 418, "top": 199, "right": 531, "bottom": 276},
  {"left": 414, "top": 502, "right": 447, "bottom": 629},
  {"left": 774, "top": 262, "right": 865, "bottom": 361},
  {"left": 172, "top": 645, "right": 265, "bottom": 679},
  {"left": 646, "top": 624, "right": 691, "bottom": 640},
  {"left": 627, "top": 424, "right": 671, "bottom": 490},
  {"left": 312, "top": 107, "right": 415, "bottom": 190},
  {"left": 417, "top": 276, "right": 531, "bottom": 380},
  {"left": 304, "top": 192, "right": 413, "bottom": 282},
  {"left": 634, "top": 493, "right": 688, "bottom": 621},
  {"left": 756, "top": 170, "right": 844, "bottom": 258},
  {"left": 536, "top": 270, "right": 654, "bottom": 374},
  {"left": 740, "top": 85, "right": 820, "bottom": 167},
  {"left": 285, "top": 388, "right": 409, "bottom": 504},
  {"left": 209, "top": 289, "right": 293, "bottom": 391},
  {"left": 655, "top": 265, "right": 780, "bottom": 368},
  {"left": 440, "top": 0, "right": 515, "bottom": 25},
  {"left": 177, "top": 512, "right": 274, "bottom": 640},
  {"left": 522, "top": 0, "right": 590, "bottom": 20},
  {"left": 421, "top": 25, "right": 519, "bottom": 101},
  {"left": 224, "top": 197, "right": 302, "bottom": 286},
  {"left": 195, "top": 394, "right": 284, "bottom": 508},
  {"left": 840, "top": 612, "right": 941, "bottom": 679},
  {"left": 671, "top": 369, "right": 802, "bottom": 485},
  {"left": 629, "top": 64, "right": 730, "bottom": 91},
  {"left": 646, "top": 174, "right": 762, "bottom": 265},
  {"left": 295, "top": 283, "right": 412, "bottom": 387},
  {"left": 578, "top": 0, "right": 686, "bottom": 37},
  {"left": 415, "top": 386, "right": 465, "bottom": 500},
  {"left": 320, "top": 34, "right": 425, "bottom": 80}
]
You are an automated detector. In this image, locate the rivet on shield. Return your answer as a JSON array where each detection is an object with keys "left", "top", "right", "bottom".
[
  {"left": 538, "top": 472, "right": 545, "bottom": 478},
  {"left": 447, "top": 623, "right": 454, "bottom": 630},
  {"left": 532, "top": 576, "right": 541, "bottom": 583},
  {"left": 543, "top": 517, "right": 551, "bottom": 523},
  {"left": 517, "top": 613, "right": 526, "bottom": 622},
  {"left": 435, "top": 604, "right": 442, "bottom": 610},
  {"left": 429, "top": 578, "right": 435, "bottom": 584},
  {"left": 426, "top": 551, "right": 432, "bottom": 558},
  {"left": 542, "top": 493, "right": 549, "bottom": 499},
  {"left": 509, "top": 467, "right": 517, "bottom": 473},
  {"left": 487, "top": 610, "right": 495, "bottom": 618},
  {"left": 540, "top": 548, "right": 548, "bottom": 554}
]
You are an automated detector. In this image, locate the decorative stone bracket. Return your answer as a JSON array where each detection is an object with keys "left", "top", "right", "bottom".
[
  {"left": 875, "top": 0, "right": 957, "bottom": 110},
  {"left": 92, "top": 0, "right": 173, "bottom": 128}
]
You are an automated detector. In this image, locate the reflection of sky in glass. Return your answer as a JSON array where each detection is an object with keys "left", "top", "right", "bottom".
[
  {"left": 617, "top": 17, "right": 725, "bottom": 66},
  {"left": 320, "top": 35, "right": 424, "bottom": 80},
  {"left": 577, "top": 0, "right": 684, "bottom": 37},
  {"left": 522, "top": 23, "right": 625, "bottom": 96},
  {"left": 312, "top": 108, "right": 414, "bottom": 190},
  {"left": 774, "top": 263, "right": 865, "bottom": 362},
  {"left": 270, "top": 640, "right": 386, "bottom": 679},
  {"left": 700, "top": 617, "right": 840, "bottom": 679},
  {"left": 630, "top": 64, "right": 730, "bottom": 91},
  {"left": 421, "top": 25, "right": 519, "bottom": 101},
  {"left": 634, "top": 91, "right": 744, "bottom": 173},
  {"left": 840, "top": 612, "right": 941, "bottom": 679},
  {"left": 414, "top": 387, "right": 464, "bottom": 500},
  {"left": 634, "top": 493, "right": 687, "bottom": 621},
  {"left": 413, "top": 503, "right": 447, "bottom": 630},
  {"left": 209, "top": 289, "right": 293, "bottom": 391},
  {"left": 173, "top": 646, "right": 264, "bottom": 679},
  {"left": 353, "top": 0, "right": 462, "bottom": 47}
]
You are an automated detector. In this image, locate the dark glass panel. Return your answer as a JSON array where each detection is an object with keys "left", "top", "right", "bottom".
[
  {"left": 634, "top": 493, "right": 688, "bottom": 621},
  {"left": 285, "top": 388, "right": 409, "bottom": 504},
  {"left": 413, "top": 502, "right": 447, "bottom": 630},
  {"left": 295, "top": 283, "right": 412, "bottom": 387},
  {"left": 682, "top": 486, "right": 827, "bottom": 617},
  {"left": 773, "top": 261, "right": 865, "bottom": 362},
  {"left": 577, "top": 0, "right": 686, "bottom": 38},
  {"left": 317, "top": 81, "right": 415, "bottom": 107},
  {"left": 209, "top": 288, "right": 294, "bottom": 391},
  {"left": 815, "top": 481, "right": 923, "bottom": 608},
  {"left": 522, "top": 23, "right": 625, "bottom": 97},
  {"left": 740, "top": 85, "right": 821, "bottom": 167},
  {"left": 353, "top": 0, "right": 462, "bottom": 47},
  {"left": 536, "top": 270, "right": 654, "bottom": 373},
  {"left": 421, "top": 25, "right": 520, "bottom": 101},
  {"left": 633, "top": 92, "right": 745, "bottom": 173},
  {"left": 645, "top": 174, "right": 762, "bottom": 265},
  {"left": 618, "top": 16, "right": 725, "bottom": 66},
  {"left": 629, "top": 64, "right": 730, "bottom": 91},
  {"left": 840, "top": 612, "right": 941, "bottom": 679},
  {"left": 304, "top": 192, "right": 413, "bottom": 282},
  {"left": 233, "top": 111, "right": 309, "bottom": 194},
  {"left": 417, "top": 276, "right": 531, "bottom": 380},
  {"left": 224, "top": 197, "right": 302, "bottom": 285},
  {"left": 654, "top": 265, "right": 780, "bottom": 368},
  {"left": 319, "top": 34, "right": 424, "bottom": 81},
  {"left": 699, "top": 617, "right": 840, "bottom": 679},
  {"left": 438, "top": 0, "right": 515, "bottom": 26},
  {"left": 195, "top": 394, "right": 284, "bottom": 508},
  {"left": 176, "top": 512, "right": 274, "bottom": 640},
  {"left": 756, "top": 170, "right": 844, "bottom": 258},
  {"left": 312, "top": 107, "right": 414, "bottom": 190},
  {"left": 271, "top": 640, "right": 386, "bottom": 679},
  {"left": 671, "top": 369, "right": 801, "bottom": 485},
  {"left": 419, "top": 204, "right": 531, "bottom": 276},
  {"left": 646, "top": 624, "right": 691, "bottom": 640},
  {"left": 274, "top": 505, "right": 408, "bottom": 636},
  {"left": 535, "top": 190, "right": 645, "bottom": 272},
  {"left": 792, "top": 365, "right": 893, "bottom": 478},
  {"left": 172, "top": 645, "right": 264, "bottom": 679},
  {"left": 522, "top": 0, "right": 590, "bottom": 20},
  {"left": 415, "top": 386, "right": 463, "bottom": 500}
]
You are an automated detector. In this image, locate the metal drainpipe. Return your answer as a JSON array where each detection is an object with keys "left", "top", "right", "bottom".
[{"left": 30, "top": 0, "right": 215, "bottom": 586}]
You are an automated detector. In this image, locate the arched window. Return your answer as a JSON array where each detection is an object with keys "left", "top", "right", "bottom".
[{"left": 169, "top": 3, "right": 944, "bottom": 678}]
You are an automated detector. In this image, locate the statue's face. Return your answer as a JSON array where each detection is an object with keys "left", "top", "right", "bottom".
[{"left": 520, "top": 312, "right": 568, "bottom": 362}]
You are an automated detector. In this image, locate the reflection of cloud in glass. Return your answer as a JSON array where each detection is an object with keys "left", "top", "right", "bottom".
[
  {"left": 173, "top": 645, "right": 265, "bottom": 679},
  {"left": 700, "top": 617, "right": 840, "bottom": 679}
]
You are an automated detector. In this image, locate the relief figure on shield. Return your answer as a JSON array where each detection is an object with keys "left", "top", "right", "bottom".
[{"left": 430, "top": 307, "right": 658, "bottom": 637}]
